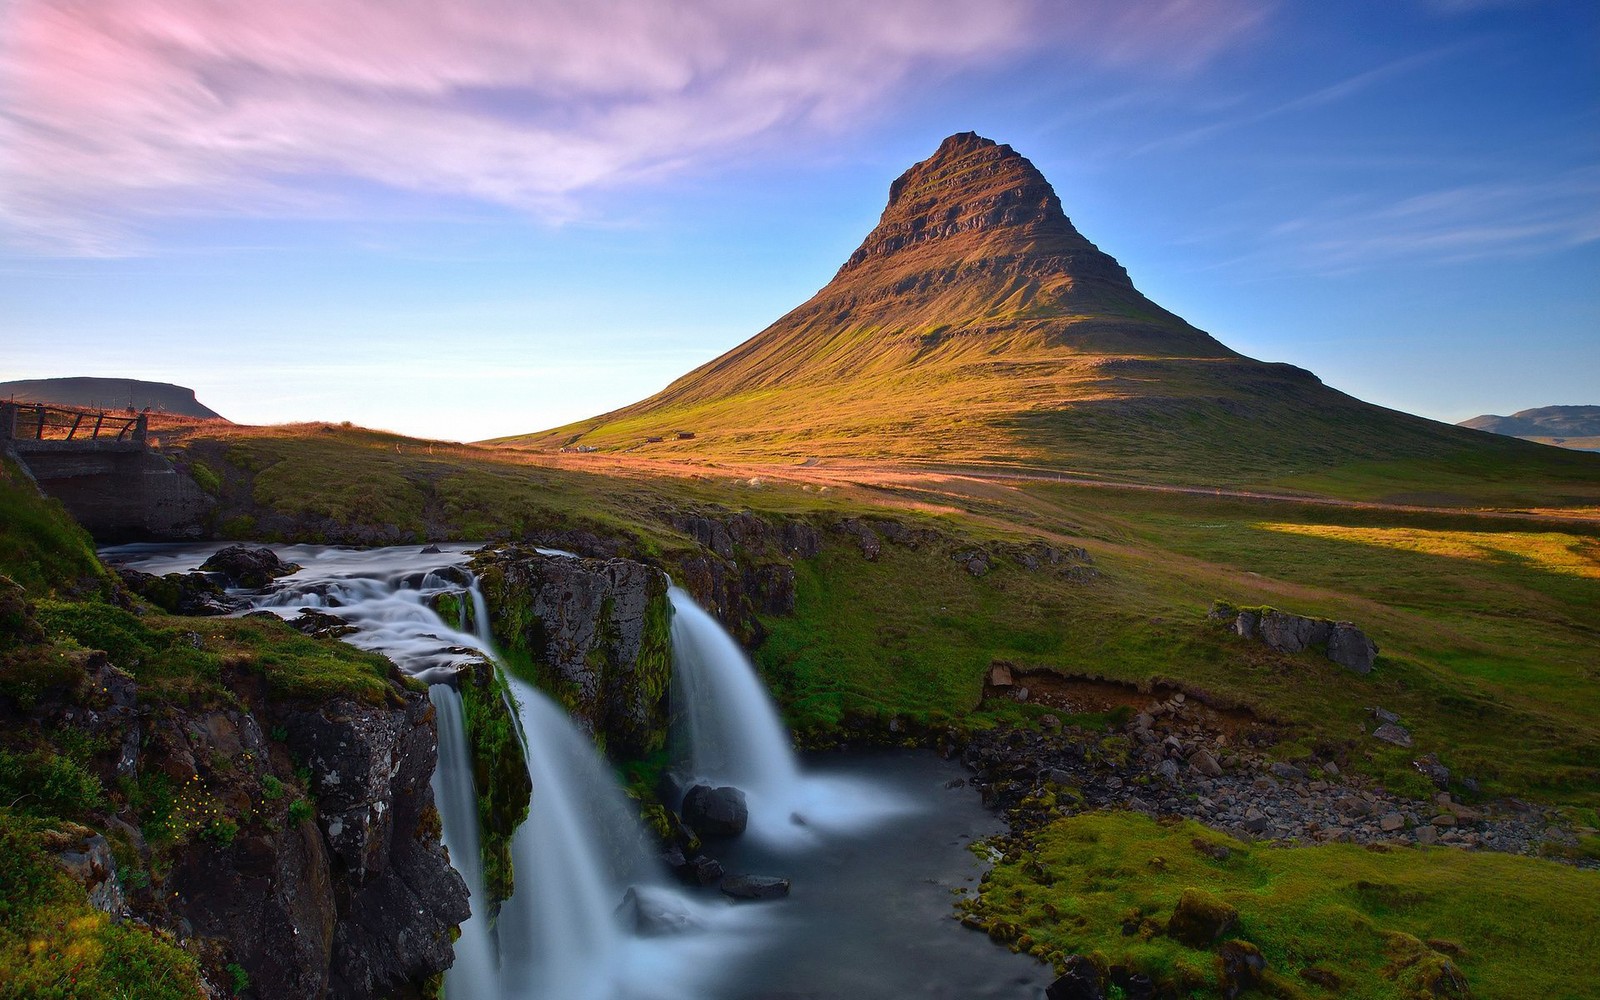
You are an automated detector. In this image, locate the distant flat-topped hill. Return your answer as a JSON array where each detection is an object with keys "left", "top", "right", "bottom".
[
  {"left": 1460, "top": 406, "right": 1600, "bottom": 452},
  {"left": 500, "top": 133, "right": 1599, "bottom": 497},
  {"left": 0, "top": 377, "right": 226, "bottom": 421}
]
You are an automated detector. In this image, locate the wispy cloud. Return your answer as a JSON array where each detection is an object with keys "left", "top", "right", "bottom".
[
  {"left": 1130, "top": 43, "right": 1473, "bottom": 156},
  {"left": 1193, "top": 167, "right": 1600, "bottom": 276},
  {"left": 0, "top": 0, "right": 1269, "bottom": 254}
]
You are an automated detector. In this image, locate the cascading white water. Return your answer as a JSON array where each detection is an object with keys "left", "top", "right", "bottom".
[
  {"left": 669, "top": 587, "right": 802, "bottom": 798},
  {"left": 430, "top": 683, "right": 499, "bottom": 998},
  {"left": 668, "top": 587, "right": 912, "bottom": 844}
]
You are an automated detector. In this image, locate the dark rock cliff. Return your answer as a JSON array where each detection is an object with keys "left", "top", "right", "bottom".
[
  {"left": 473, "top": 547, "right": 673, "bottom": 758},
  {"left": 0, "top": 598, "right": 469, "bottom": 999}
]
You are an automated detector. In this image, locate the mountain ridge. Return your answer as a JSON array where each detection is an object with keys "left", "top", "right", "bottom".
[
  {"left": 1460, "top": 405, "right": 1600, "bottom": 453},
  {"left": 0, "top": 377, "right": 226, "bottom": 420}
]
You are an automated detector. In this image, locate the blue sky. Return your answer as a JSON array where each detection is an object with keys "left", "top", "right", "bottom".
[{"left": 1, "top": 0, "right": 1595, "bottom": 441}]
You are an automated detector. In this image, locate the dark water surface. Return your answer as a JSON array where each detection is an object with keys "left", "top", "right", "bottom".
[{"left": 696, "top": 749, "right": 1051, "bottom": 1000}]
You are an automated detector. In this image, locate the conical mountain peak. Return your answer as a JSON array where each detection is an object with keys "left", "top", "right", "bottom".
[{"left": 837, "top": 131, "right": 1113, "bottom": 282}]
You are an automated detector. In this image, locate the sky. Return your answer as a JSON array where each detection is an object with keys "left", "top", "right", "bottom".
[{"left": 1, "top": 0, "right": 1596, "bottom": 441}]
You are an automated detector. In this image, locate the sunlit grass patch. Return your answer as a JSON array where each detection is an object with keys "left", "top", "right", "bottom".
[{"left": 1258, "top": 523, "right": 1600, "bottom": 580}]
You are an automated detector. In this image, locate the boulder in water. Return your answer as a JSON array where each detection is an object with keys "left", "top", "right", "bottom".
[
  {"left": 720, "top": 874, "right": 791, "bottom": 900},
  {"left": 200, "top": 545, "right": 300, "bottom": 588},
  {"left": 682, "top": 783, "right": 749, "bottom": 837},
  {"left": 615, "top": 887, "right": 700, "bottom": 937}
]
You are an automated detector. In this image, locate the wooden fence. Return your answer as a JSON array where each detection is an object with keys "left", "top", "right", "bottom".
[{"left": 0, "top": 401, "right": 147, "bottom": 446}]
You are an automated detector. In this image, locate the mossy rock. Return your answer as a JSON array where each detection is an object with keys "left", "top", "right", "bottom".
[{"left": 1167, "top": 887, "right": 1239, "bottom": 948}]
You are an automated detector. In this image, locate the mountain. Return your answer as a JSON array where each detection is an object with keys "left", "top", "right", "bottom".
[
  {"left": 502, "top": 133, "right": 1596, "bottom": 492},
  {"left": 0, "top": 377, "right": 226, "bottom": 420},
  {"left": 1460, "top": 406, "right": 1600, "bottom": 452}
]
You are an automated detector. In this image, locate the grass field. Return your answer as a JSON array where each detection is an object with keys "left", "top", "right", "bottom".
[{"left": 142, "top": 421, "right": 1600, "bottom": 807}]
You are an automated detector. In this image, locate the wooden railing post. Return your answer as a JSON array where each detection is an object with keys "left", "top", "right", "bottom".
[
  {"left": 0, "top": 402, "right": 14, "bottom": 441},
  {"left": 134, "top": 411, "right": 148, "bottom": 445}
]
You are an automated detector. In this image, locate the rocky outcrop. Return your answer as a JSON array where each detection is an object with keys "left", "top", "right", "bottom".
[
  {"left": 473, "top": 546, "right": 672, "bottom": 756},
  {"left": 115, "top": 566, "right": 242, "bottom": 615},
  {"left": 200, "top": 544, "right": 301, "bottom": 588},
  {"left": 0, "top": 604, "right": 469, "bottom": 1000},
  {"left": 1211, "top": 602, "right": 1377, "bottom": 674},
  {"left": 157, "top": 685, "right": 468, "bottom": 1000}
]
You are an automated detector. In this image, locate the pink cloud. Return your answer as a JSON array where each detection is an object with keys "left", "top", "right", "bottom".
[{"left": 0, "top": 0, "right": 1270, "bottom": 252}]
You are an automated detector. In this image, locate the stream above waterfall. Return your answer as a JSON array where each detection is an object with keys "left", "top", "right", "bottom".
[{"left": 101, "top": 542, "right": 1051, "bottom": 999}]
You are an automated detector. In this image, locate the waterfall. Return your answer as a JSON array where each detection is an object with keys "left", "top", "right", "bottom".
[
  {"left": 101, "top": 543, "right": 756, "bottom": 1000},
  {"left": 430, "top": 684, "right": 498, "bottom": 998},
  {"left": 668, "top": 587, "right": 802, "bottom": 809},
  {"left": 668, "top": 586, "right": 912, "bottom": 844}
]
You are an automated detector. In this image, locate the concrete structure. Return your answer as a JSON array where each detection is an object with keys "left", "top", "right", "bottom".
[{"left": 3, "top": 401, "right": 214, "bottom": 540}]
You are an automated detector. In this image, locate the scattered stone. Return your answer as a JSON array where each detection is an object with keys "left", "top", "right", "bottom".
[
  {"left": 1217, "top": 940, "right": 1266, "bottom": 999},
  {"left": 1413, "top": 753, "right": 1451, "bottom": 789},
  {"left": 1046, "top": 955, "right": 1104, "bottom": 1000},
  {"left": 1269, "top": 762, "right": 1305, "bottom": 783},
  {"left": 1379, "top": 812, "right": 1406, "bottom": 832},
  {"left": 1188, "top": 749, "right": 1224, "bottom": 778},
  {"left": 1155, "top": 759, "right": 1180, "bottom": 783},
  {"left": 1415, "top": 825, "right": 1438, "bottom": 845},
  {"left": 1167, "top": 888, "right": 1238, "bottom": 948},
  {"left": 687, "top": 855, "right": 725, "bottom": 886},
  {"left": 681, "top": 784, "right": 749, "bottom": 838},
  {"left": 1371, "top": 706, "right": 1400, "bottom": 724},
  {"left": 987, "top": 662, "right": 1015, "bottom": 688},
  {"left": 1191, "top": 838, "right": 1231, "bottom": 862},
  {"left": 55, "top": 833, "right": 124, "bottom": 916},
  {"left": 720, "top": 874, "right": 791, "bottom": 900},
  {"left": 286, "top": 608, "right": 359, "bottom": 640},
  {"left": 1371, "top": 723, "right": 1413, "bottom": 747},
  {"left": 420, "top": 543, "right": 442, "bottom": 554}
]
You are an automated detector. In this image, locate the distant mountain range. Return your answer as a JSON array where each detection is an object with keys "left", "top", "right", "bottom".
[
  {"left": 1460, "top": 406, "right": 1600, "bottom": 452},
  {"left": 0, "top": 377, "right": 226, "bottom": 420},
  {"left": 502, "top": 132, "right": 1591, "bottom": 491}
]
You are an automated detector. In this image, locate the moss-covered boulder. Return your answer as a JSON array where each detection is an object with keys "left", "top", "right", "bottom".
[
  {"left": 473, "top": 546, "right": 672, "bottom": 757},
  {"left": 1167, "top": 887, "right": 1238, "bottom": 948}
]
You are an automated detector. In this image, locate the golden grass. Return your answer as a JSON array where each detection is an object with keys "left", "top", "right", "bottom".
[{"left": 1259, "top": 523, "right": 1600, "bottom": 580}]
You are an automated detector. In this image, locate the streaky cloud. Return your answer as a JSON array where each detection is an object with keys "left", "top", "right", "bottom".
[{"left": 0, "top": 0, "right": 1270, "bottom": 253}]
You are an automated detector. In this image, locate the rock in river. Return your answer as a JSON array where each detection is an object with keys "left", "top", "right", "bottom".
[
  {"left": 720, "top": 874, "right": 791, "bottom": 900},
  {"left": 682, "top": 784, "right": 749, "bottom": 838}
]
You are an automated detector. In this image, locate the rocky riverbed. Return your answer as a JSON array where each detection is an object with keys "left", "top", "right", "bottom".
[{"left": 961, "top": 688, "right": 1593, "bottom": 865}]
